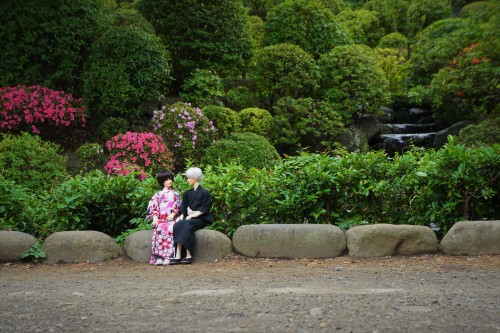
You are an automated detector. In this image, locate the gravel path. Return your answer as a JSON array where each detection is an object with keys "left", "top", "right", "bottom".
[{"left": 1, "top": 254, "right": 499, "bottom": 332}]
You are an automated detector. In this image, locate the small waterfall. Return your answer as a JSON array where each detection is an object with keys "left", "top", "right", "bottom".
[{"left": 372, "top": 108, "right": 443, "bottom": 155}]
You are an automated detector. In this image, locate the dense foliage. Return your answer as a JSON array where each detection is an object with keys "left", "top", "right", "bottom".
[
  {"left": 136, "top": 0, "right": 252, "bottom": 92},
  {"left": 202, "top": 106, "right": 241, "bottom": 140}
]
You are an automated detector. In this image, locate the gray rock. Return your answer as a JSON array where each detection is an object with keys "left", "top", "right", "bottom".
[
  {"left": 124, "top": 230, "right": 153, "bottom": 262},
  {"left": 123, "top": 228, "right": 232, "bottom": 263},
  {"left": 346, "top": 224, "right": 438, "bottom": 258},
  {"left": 334, "top": 126, "right": 370, "bottom": 153},
  {"left": 232, "top": 224, "right": 346, "bottom": 258},
  {"left": 0, "top": 231, "right": 37, "bottom": 261},
  {"left": 440, "top": 220, "right": 500, "bottom": 255},
  {"left": 378, "top": 106, "right": 395, "bottom": 123},
  {"left": 194, "top": 229, "right": 232, "bottom": 262},
  {"left": 355, "top": 116, "right": 383, "bottom": 141},
  {"left": 43, "top": 231, "right": 122, "bottom": 264},
  {"left": 433, "top": 121, "right": 470, "bottom": 148}
]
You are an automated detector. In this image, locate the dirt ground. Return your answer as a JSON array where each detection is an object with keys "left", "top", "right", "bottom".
[{"left": 1, "top": 254, "right": 499, "bottom": 333}]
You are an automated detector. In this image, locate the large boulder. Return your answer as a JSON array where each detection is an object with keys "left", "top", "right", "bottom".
[
  {"left": 123, "top": 229, "right": 232, "bottom": 263},
  {"left": 194, "top": 229, "right": 232, "bottom": 262},
  {"left": 124, "top": 230, "right": 153, "bottom": 263},
  {"left": 333, "top": 126, "right": 370, "bottom": 153},
  {"left": 232, "top": 224, "right": 346, "bottom": 259},
  {"left": 43, "top": 231, "right": 122, "bottom": 264},
  {"left": 0, "top": 231, "right": 37, "bottom": 261},
  {"left": 433, "top": 120, "right": 470, "bottom": 148},
  {"left": 346, "top": 224, "right": 438, "bottom": 258},
  {"left": 440, "top": 220, "right": 500, "bottom": 255}
]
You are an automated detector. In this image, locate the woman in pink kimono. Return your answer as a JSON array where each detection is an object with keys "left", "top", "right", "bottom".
[{"left": 147, "top": 170, "right": 181, "bottom": 265}]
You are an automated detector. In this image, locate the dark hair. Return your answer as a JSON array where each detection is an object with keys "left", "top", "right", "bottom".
[{"left": 157, "top": 170, "right": 174, "bottom": 188}]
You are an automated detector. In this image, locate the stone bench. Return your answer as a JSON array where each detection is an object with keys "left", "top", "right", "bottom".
[
  {"left": 345, "top": 224, "right": 439, "bottom": 257},
  {"left": 0, "top": 231, "right": 37, "bottom": 261},
  {"left": 124, "top": 228, "right": 232, "bottom": 262},
  {"left": 440, "top": 220, "right": 500, "bottom": 255},
  {"left": 43, "top": 231, "right": 122, "bottom": 264},
  {"left": 232, "top": 224, "right": 346, "bottom": 258}
]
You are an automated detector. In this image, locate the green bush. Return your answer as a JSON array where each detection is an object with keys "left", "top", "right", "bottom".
[
  {"left": 337, "top": 9, "right": 385, "bottom": 47},
  {"left": 373, "top": 48, "right": 408, "bottom": 100},
  {"left": 82, "top": 25, "right": 171, "bottom": 121},
  {"left": 201, "top": 132, "right": 280, "bottom": 169},
  {"left": 202, "top": 106, "right": 240, "bottom": 139},
  {"left": 0, "top": 0, "right": 112, "bottom": 94},
  {"left": 248, "top": 15, "right": 265, "bottom": 49},
  {"left": 318, "top": 44, "right": 390, "bottom": 124},
  {"left": 252, "top": 43, "right": 319, "bottom": 105},
  {"left": 97, "top": 117, "right": 130, "bottom": 141},
  {"left": 406, "top": 18, "right": 483, "bottom": 87},
  {"left": 427, "top": 41, "right": 499, "bottom": 123},
  {"left": 75, "top": 143, "right": 107, "bottom": 173},
  {"left": 263, "top": 0, "right": 352, "bottom": 58},
  {"left": 202, "top": 164, "right": 270, "bottom": 237},
  {"left": 457, "top": 116, "right": 500, "bottom": 147},
  {"left": 179, "top": 69, "right": 224, "bottom": 108},
  {"left": 0, "top": 132, "right": 68, "bottom": 191},
  {"left": 272, "top": 97, "right": 344, "bottom": 153},
  {"left": 378, "top": 32, "right": 408, "bottom": 51},
  {"left": 137, "top": 0, "right": 252, "bottom": 92},
  {"left": 405, "top": 0, "right": 451, "bottom": 39},
  {"left": 238, "top": 108, "right": 274, "bottom": 138},
  {"left": 224, "top": 86, "right": 256, "bottom": 111}
]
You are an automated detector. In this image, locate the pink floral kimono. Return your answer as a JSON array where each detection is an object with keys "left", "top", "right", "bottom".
[{"left": 147, "top": 188, "right": 181, "bottom": 265}]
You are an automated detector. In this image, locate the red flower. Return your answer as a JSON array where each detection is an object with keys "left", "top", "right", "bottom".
[
  {"left": 471, "top": 58, "right": 480, "bottom": 65},
  {"left": 457, "top": 90, "right": 464, "bottom": 97}
]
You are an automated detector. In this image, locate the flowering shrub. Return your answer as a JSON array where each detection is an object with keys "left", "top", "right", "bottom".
[
  {"left": 152, "top": 102, "right": 216, "bottom": 169},
  {"left": 0, "top": 85, "right": 86, "bottom": 134},
  {"left": 104, "top": 132, "right": 173, "bottom": 180},
  {"left": 428, "top": 42, "right": 498, "bottom": 123}
]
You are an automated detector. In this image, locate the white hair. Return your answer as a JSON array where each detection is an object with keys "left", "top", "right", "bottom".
[{"left": 186, "top": 167, "right": 203, "bottom": 181}]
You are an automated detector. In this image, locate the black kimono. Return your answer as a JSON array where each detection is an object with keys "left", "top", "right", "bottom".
[{"left": 173, "top": 185, "right": 213, "bottom": 255}]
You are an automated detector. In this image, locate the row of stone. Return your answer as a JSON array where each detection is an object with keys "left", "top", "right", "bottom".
[{"left": 1, "top": 221, "right": 499, "bottom": 264}]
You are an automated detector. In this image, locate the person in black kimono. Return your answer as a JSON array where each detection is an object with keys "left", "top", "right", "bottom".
[{"left": 170, "top": 167, "right": 212, "bottom": 264}]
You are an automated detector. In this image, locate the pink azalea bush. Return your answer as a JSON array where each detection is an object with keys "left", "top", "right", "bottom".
[
  {"left": 0, "top": 85, "right": 86, "bottom": 134},
  {"left": 152, "top": 102, "right": 216, "bottom": 167},
  {"left": 104, "top": 132, "right": 173, "bottom": 180}
]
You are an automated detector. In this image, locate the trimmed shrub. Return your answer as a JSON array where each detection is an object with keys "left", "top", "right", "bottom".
[
  {"left": 104, "top": 132, "right": 173, "bottom": 180},
  {"left": 378, "top": 32, "right": 408, "bottom": 51},
  {"left": 252, "top": 43, "right": 319, "bottom": 105},
  {"left": 272, "top": 97, "right": 344, "bottom": 152},
  {"left": 82, "top": 25, "right": 171, "bottom": 121},
  {"left": 152, "top": 102, "right": 216, "bottom": 169},
  {"left": 373, "top": 48, "right": 407, "bottom": 100},
  {"left": 263, "top": 0, "right": 352, "bottom": 58},
  {"left": 318, "top": 44, "right": 390, "bottom": 124},
  {"left": 202, "top": 106, "right": 240, "bottom": 139},
  {"left": 201, "top": 132, "right": 280, "bottom": 169},
  {"left": 0, "top": 132, "right": 68, "bottom": 191},
  {"left": 337, "top": 9, "right": 385, "bottom": 47},
  {"left": 238, "top": 108, "right": 274, "bottom": 138},
  {"left": 179, "top": 69, "right": 224, "bottom": 108},
  {"left": 225, "top": 86, "right": 255, "bottom": 111}
]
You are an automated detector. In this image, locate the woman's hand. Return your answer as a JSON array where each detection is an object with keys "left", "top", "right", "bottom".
[
  {"left": 167, "top": 213, "right": 176, "bottom": 220},
  {"left": 151, "top": 216, "right": 159, "bottom": 227}
]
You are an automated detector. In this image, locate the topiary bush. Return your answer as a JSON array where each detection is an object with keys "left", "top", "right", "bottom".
[
  {"left": 179, "top": 69, "right": 225, "bottom": 108},
  {"left": 252, "top": 43, "right": 319, "bottom": 106},
  {"left": 202, "top": 106, "right": 240, "bottom": 140},
  {"left": 152, "top": 102, "right": 216, "bottom": 169},
  {"left": 378, "top": 32, "right": 408, "bottom": 55},
  {"left": 238, "top": 108, "right": 274, "bottom": 138},
  {"left": 272, "top": 97, "right": 344, "bottom": 153},
  {"left": 318, "top": 44, "right": 390, "bottom": 124},
  {"left": 201, "top": 132, "right": 280, "bottom": 169},
  {"left": 0, "top": 132, "right": 69, "bottom": 191},
  {"left": 224, "top": 86, "right": 255, "bottom": 111},
  {"left": 104, "top": 132, "right": 173, "bottom": 180},
  {"left": 262, "top": 0, "right": 352, "bottom": 58},
  {"left": 82, "top": 25, "right": 171, "bottom": 122},
  {"left": 337, "top": 9, "right": 385, "bottom": 47}
]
